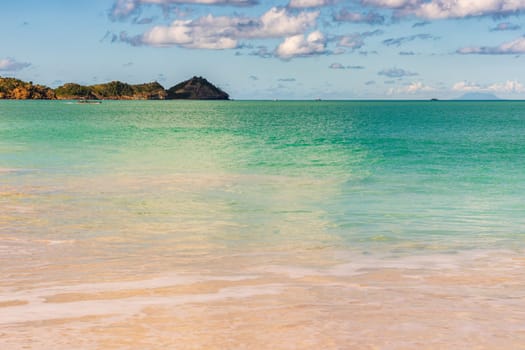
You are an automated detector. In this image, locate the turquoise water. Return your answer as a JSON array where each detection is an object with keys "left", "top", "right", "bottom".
[
  {"left": 2, "top": 100, "right": 525, "bottom": 348},
  {"left": 2, "top": 100, "right": 524, "bottom": 254}
]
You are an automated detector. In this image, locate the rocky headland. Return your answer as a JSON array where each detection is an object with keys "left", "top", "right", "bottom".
[
  {"left": 0, "top": 76, "right": 229, "bottom": 100},
  {"left": 0, "top": 77, "right": 55, "bottom": 100}
]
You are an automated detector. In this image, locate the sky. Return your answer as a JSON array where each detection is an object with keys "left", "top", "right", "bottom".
[{"left": 2, "top": 0, "right": 525, "bottom": 99}]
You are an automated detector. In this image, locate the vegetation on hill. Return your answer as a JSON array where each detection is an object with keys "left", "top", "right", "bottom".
[
  {"left": 0, "top": 77, "right": 55, "bottom": 99},
  {"left": 0, "top": 76, "right": 229, "bottom": 100},
  {"left": 128, "top": 82, "right": 167, "bottom": 100},
  {"left": 55, "top": 81, "right": 167, "bottom": 100},
  {"left": 167, "top": 76, "right": 229, "bottom": 100},
  {"left": 54, "top": 83, "right": 97, "bottom": 100},
  {"left": 91, "top": 81, "right": 134, "bottom": 99}
]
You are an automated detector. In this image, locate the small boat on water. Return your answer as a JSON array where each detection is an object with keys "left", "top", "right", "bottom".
[{"left": 77, "top": 100, "right": 102, "bottom": 104}]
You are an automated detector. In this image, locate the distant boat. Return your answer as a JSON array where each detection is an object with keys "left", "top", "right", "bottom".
[
  {"left": 430, "top": 98, "right": 439, "bottom": 101},
  {"left": 77, "top": 100, "right": 101, "bottom": 104}
]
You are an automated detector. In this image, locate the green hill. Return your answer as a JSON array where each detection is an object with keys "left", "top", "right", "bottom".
[
  {"left": 129, "top": 82, "right": 167, "bottom": 100},
  {"left": 55, "top": 81, "right": 167, "bottom": 100},
  {"left": 54, "top": 83, "right": 97, "bottom": 100},
  {"left": 0, "top": 76, "right": 229, "bottom": 100}
]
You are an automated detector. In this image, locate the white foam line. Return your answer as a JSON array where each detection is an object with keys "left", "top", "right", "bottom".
[
  {"left": 331, "top": 249, "right": 525, "bottom": 275},
  {"left": 0, "top": 168, "right": 35, "bottom": 173},
  {"left": 252, "top": 249, "right": 524, "bottom": 280},
  {"left": 0, "top": 284, "right": 284, "bottom": 325},
  {"left": 0, "top": 274, "right": 259, "bottom": 304},
  {"left": 254, "top": 265, "right": 325, "bottom": 279}
]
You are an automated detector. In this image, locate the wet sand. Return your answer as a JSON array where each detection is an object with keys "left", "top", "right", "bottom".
[{"left": 2, "top": 245, "right": 524, "bottom": 349}]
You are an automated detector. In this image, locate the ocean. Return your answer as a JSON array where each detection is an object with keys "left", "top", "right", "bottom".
[{"left": 1, "top": 100, "right": 524, "bottom": 349}]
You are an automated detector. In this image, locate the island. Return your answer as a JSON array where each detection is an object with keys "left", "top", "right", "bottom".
[{"left": 0, "top": 76, "right": 229, "bottom": 100}]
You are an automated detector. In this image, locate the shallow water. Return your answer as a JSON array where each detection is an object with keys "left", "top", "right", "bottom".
[{"left": 1, "top": 100, "right": 524, "bottom": 349}]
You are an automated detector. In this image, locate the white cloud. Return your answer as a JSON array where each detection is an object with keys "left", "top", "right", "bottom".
[
  {"left": 412, "top": 0, "right": 525, "bottom": 19},
  {"left": 0, "top": 58, "right": 31, "bottom": 72},
  {"left": 329, "top": 62, "right": 346, "bottom": 69},
  {"left": 111, "top": 0, "right": 138, "bottom": 20},
  {"left": 257, "top": 7, "right": 319, "bottom": 38},
  {"left": 490, "top": 22, "right": 521, "bottom": 31},
  {"left": 337, "top": 30, "right": 383, "bottom": 51},
  {"left": 362, "top": 0, "right": 417, "bottom": 9},
  {"left": 276, "top": 30, "right": 327, "bottom": 59},
  {"left": 453, "top": 80, "right": 525, "bottom": 93},
  {"left": 378, "top": 67, "right": 418, "bottom": 78},
  {"left": 387, "top": 81, "right": 435, "bottom": 95},
  {"left": 404, "top": 81, "right": 434, "bottom": 93},
  {"left": 338, "top": 34, "right": 365, "bottom": 50},
  {"left": 329, "top": 63, "right": 365, "bottom": 69},
  {"left": 110, "top": 0, "right": 256, "bottom": 20},
  {"left": 452, "top": 81, "right": 483, "bottom": 92},
  {"left": 288, "top": 0, "right": 333, "bottom": 8},
  {"left": 489, "top": 80, "right": 525, "bottom": 93},
  {"left": 137, "top": 7, "right": 319, "bottom": 49},
  {"left": 364, "top": 0, "right": 525, "bottom": 19},
  {"left": 457, "top": 36, "right": 525, "bottom": 55},
  {"left": 333, "top": 9, "right": 385, "bottom": 24},
  {"left": 382, "top": 33, "right": 437, "bottom": 46}
]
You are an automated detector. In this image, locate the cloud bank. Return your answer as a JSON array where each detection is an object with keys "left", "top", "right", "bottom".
[
  {"left": 333, "top": 9, "right": 385, "bottom": 25},
  {"left": 336, "top": 30, "right": 384, "bottom": 51},
  {"left": 387, "top": 81, "right": 435, "bottom": 95},
  {"left": 363, "top": 0, "right": 525, "bottom": 19},
  {"left": 457, "top": 36, "right": 525, "bottom": 55},
  {"left": 490, "top": 22, "right": 521, "bottom": 31},
  {"left": 0, "top": 58, "right": 31, "bottom": 72},
  {"left": 276, "top": 30, "right": 327, "bottom": 59},
  {"left": 382, "top": 34, "right": 437, "bottom": 46},
  {"left": 110, "top": 0, "right": 257, "bottom": 21},
  {"left": 288, "top": 0, "right": 334, "bottom": 8},
  {"left": 126, "top": 7, "right": 319, "bottom": 50},
  {"left": 329, "top": 63, "right": 365, "bottom": 69},
  {"left": 378, "top": 67, "right": 418, "bottom": 78},
  {"left": 453, "top": 80, "right": 525, "bottom": 93},
  {"left": 108, "top": 0, "right": 525, "bottom": 71}
]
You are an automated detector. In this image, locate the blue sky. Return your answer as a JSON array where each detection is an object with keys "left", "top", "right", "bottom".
[{"left": 2, "top": 0, "right": 525, "bottom": 99}]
